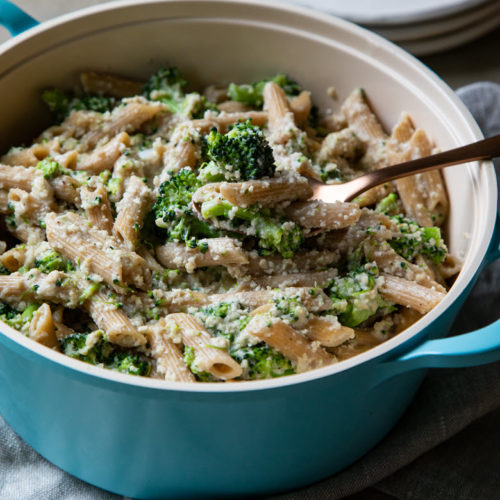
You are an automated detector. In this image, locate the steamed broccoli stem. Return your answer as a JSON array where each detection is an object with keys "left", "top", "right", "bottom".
[
  {"left": 227, "top": 73, "right": 302, "bottom": 108},
  {"left": 232, "top": 344, "right": 295, "bottom": 380},
  {"left": 42, "top": 88, "right": 116, "bottom": 122},
  {"left": 205, "top": 121, "right": 276, "bottom": 181},
  {"left": 62, "top": 331, "right": 151, "bottom": 376},
  {"left": 35, "top": 249, "right": 75, "bottom": 273},
  {"left": 326, "top": 267, "right": 395, "bottom": 328},
  {"left": 152, "top": 168, "right": 218, "bottom": 246},
  {"left": 375, "top": 192, "right": 399, "bottom": 215},
  {"left": 200, "top": 199, "right": 303, "bottom": 258},
  {"left": 389, "top": 215, "right": 446, "bottom": 264}
]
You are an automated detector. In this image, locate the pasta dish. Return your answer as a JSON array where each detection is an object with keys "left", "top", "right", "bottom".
[{"left": 0, "top": 69, "right": 459, "bottom": 382}]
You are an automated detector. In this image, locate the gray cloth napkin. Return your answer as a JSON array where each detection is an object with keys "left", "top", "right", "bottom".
[{"left": 1, "top": 82, "right": 499, "bottom": 500}]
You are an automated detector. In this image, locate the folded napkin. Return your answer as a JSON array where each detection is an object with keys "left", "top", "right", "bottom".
[{"left": 0, "top": 82, "right": 499, "bottom": 500}]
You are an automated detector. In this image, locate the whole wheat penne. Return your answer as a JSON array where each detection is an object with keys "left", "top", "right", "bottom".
[
  {"left": 0, "top": 190, "right": 8, "bottom": 213},
  {"left": 113, "top": 176, "right": 153, "bottom": 249},
  {"left": 1, "top": 143, "right": 50, "bottom": 167},
  {"left": 78, "top": 132, "right": 130, "bottom": 174},
  {"left": 29, "top": 303, "right": 59, "bottom": 349},
  {"left": 0, "top": 165, "right": 41, "bottom": 192},
  {"left": 408, "top": 129, "right": 448, "bottom": 225},
  {"left": 263, "top": 81, "right": 290, "bottom": 130},
  {"left": 244, "top": 249, "right": 339, "bottom": 275},
  {"left": 141, "top": 322, "right": 196, "bottom": 382},
  {"left": 0, "top": 270, "right": 80, "bottom": 307},
  {"left": 46, "top": 212, "right": 151, "bottom": 290},
  {"left": 191, "top": 111, "right": 267, "bottom": 133},
  {"left": 379, "top": 273, "right": 445, "bottom": 314},
  {"left": 286, "top": 200, "right": 361, "bottom": 230},
  {"left": 243, "top": 315, "right": 334, "bottom": 370},
  {"left": 87, "top": 290, "right": 146, "bottom": 347},
  {"left": 82, "top": 99, "right": 161, "bottom": 149},
  {"left": 0, "top": 246, "right": 26, "bottom": 272},
  {"left": 156, "top": 238, "right": 248, "bottom": 273},
  {"left": 212, "top": 287, "right": 333, "bottom": 312},
  {"left": 0, "top": 274, "right": 29, "bottom": 297},
  {"left": 80, "top": 71, "right": 144, "bottom": 98},
  {"left": 80, "top": 183, "right": 114, "bottom": 234},
  {"left": 50, "top": 175, "right": 82, "bottom": 204},
  {"left": 363, "top": 238, "right": 446, "bottom": 292},
  {"left": 241, "top": 268, "right": 338, "bottom": 290},
  {"left": 218, "top": 176, "right": 312, "bottom": 207},
  {"left": 289, "top": 90, "right": 312, "bottom": 126},
  {"left": 304, "top": 317, "right": 355, "bottom": 347},
  {"left": 341, "top": 88, "right": 386, "bottom": 144},
  {"left": 142, "top": 289, "right": 210, "bottom": 314},
  {"left": 217, "top": 101, "right": 249, "bottom": 113},
  {"left": 390, "top": 112, "right": 414, "bottom": 143},
  {"left": 164, "top": 313, "right": 242, "bottom": 380},
  {"left": 8, "top": 188, "right": 51, "bottom": 226},
  {"left": 317, "top": 127, "right": 365, "bottom": 165}
]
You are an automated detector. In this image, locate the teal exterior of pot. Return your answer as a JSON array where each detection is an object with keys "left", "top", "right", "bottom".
[{"left": 0, "top": 1, "right": 499, "bottom": 498}]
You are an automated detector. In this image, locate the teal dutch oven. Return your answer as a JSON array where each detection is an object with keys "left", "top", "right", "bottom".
[{"left": 0, "top": 1, "right": 499, "bottom": 498}]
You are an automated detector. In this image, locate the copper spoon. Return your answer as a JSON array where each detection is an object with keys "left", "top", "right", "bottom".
[{"left": 311, "top": 134, "right": 500, "bottom": 203}]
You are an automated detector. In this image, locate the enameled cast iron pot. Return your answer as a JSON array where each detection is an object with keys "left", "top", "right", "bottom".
[{"left": 0, "top": 1, "right": 499, "bottom": 498}]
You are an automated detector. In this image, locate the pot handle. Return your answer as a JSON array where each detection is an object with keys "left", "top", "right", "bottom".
[
  {"left": 0, "top": 0, "right": 38, "bottom": 36},
  {"left": 375, "top": 213, "right": 500, "bottom": 383}
]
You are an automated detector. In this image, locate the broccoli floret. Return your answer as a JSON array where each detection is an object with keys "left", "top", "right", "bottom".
[
  {"left": 143, "top": 67, "right": 217, "bottom": 118},
  {"left": 110, "top": 351, "right": 152, "bottom": 376},
  {"left": 232, "top": 343, "right": 295, "bottom": 380},
  {"left": 375, "top": 192, "right": 399, "bottom": 215},
  {"left": 42, "top": 88, "right": 116, "bottom": 122},
  {"left": 227, "top": 73, "right": 301, "bottom": 108},
  {"left": 195, "top": 302, "right": 251, "bottom": 342},
  {"left": 201, "top": 198, "right": 303, "bottom": 258},
  {"left": 0, "top": 302, "right": 39, "bottom": 332},
  {"left": 326, "top": 266, "right": 395, "bottom": 327},
  {"left": 152, "top": 168, "right": 217, "bottom": 247},
  {"left": 204, "top": 121, "right": 275, "bottom": 181},
  {"left": 35, "top": 249, "right": 74, "bottom": 274},
  {"left": 389, "top": 215, "right": 447, "bottom": 264},
  {"left": 62, "top": 331, "right": 151, "bottom": 376},
  {"left": 36, "top": 157, "right": 68, "bottom": 179}
]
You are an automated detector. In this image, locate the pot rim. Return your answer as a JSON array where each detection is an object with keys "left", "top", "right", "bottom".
[{"left": 0, "top": 0, "right": 497, "bottom": 394}]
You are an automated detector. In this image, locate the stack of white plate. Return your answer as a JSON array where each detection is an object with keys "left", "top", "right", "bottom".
[{"left": 284, "top": 0, "right": 500, "bottom": 56}]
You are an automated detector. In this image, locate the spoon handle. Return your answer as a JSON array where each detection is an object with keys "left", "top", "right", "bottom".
[{"left": 344, "top": 133, "right": 500, "bottom": 202}]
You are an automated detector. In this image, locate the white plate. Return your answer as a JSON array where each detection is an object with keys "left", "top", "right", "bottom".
[
  {"left": 370, "top": 0, "right": 500, "bottom": 42},
  {"left": 282, "top": 0, "right": 491, "bottom": 25},
  {"left": 398, "top": 9, "right": 500, "bottom": 55}
]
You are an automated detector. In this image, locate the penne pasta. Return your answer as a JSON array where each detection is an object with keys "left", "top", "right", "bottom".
[
  {"left": 80, "top": 183, "right": 114, "bottom": 234},
  {"left": 156, "top": 238, "right": 248, "bottom": 273},
  {"left": 243, "top": 315, "right": 334, "bottom": 371},
  {"left": 164, "top": 313, "right": 242, "bottom": 380},
  {"left": 379, "top": 273, "right": 445, "bottom": 314},
  {"left": 286, "top": 200, "right": 361, "bottom": 230},
  {"left": 29, "top": 303, "right": 59, "bottom": 349},
  {"left": 113, "top": 176, "right": 153, "bottom": 249}
]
